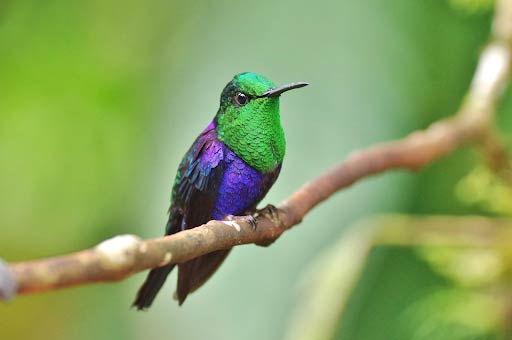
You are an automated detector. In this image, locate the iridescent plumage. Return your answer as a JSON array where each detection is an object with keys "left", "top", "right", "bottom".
[{"left": 133, "top": 73, "right": 307, "bottom": 309}]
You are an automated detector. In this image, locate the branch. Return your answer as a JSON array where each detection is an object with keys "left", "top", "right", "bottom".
[{"left": 2, "top": 1, "right": 512, "bottom": 301}]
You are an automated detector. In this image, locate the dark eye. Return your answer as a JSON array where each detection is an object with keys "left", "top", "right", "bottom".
[{"left": 234, "top": 92, "right": 249, "bottom": 106}]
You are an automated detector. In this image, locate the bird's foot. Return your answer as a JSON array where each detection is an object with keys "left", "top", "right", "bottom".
[
  {"left": 254, "top": 204, "right": 281, "bottom": 227},
  {"left": 251, "top": 204, "right": 283, "bottom": 248},
  {"left": 224, "top": 214, "right": 257, "bottom": 231}
]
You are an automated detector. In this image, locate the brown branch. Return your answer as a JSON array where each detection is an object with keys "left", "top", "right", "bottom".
[{"left": 2, "top": 1, "right": 512, "bottom": 301}]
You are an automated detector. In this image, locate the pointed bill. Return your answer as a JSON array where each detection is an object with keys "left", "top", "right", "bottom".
[{"left": 257, "top": 82, "right": 309, "bottom": 98}]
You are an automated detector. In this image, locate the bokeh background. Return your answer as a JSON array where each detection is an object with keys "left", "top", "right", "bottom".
[{"left": 1, "top": 0, "right": 508, "bottom": 339}]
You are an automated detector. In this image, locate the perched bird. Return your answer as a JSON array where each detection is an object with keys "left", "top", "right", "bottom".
[{"left": 133, "top": 72, "right": 308, "bottom": 309}]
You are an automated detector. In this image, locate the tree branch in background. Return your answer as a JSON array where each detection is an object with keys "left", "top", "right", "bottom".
[
  {"left": 1, "top": 0, "right": 512, "bottom": 301},
  {"left": 284, "top": 214, "right": 512, "bottom": 340}
]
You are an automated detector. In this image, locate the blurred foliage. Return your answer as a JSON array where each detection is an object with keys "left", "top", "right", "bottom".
[
  {"left": 1, "top": 0, "right": 511, "bottom": 340},
  {"left": 288, "top": 218, "right": 512, "bottom": 340},
  {"left": 419, "top": 246, "right": 505, "bottom": 287},
  {"left": 0, "top": 1, "right": 174, "bottom": 255},
  {"left": 449, "top": 0, "right": 494, "bottom": 14},
  {"left": 337, "top": 247, "right": 504, "bottom": 340},
  {"left": 0, "top": 1, "right": 176, "bottom": 339},
  {"left": 456, "top": 165, "right": 512, "bottom": 215}
]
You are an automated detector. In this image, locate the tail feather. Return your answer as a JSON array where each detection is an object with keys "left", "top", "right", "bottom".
[
  {"left": 177, "top": 249, "right": 231, "bottom": 305},
  {"left": 132, "top": 264, "right": 175, "bottom": 310}
]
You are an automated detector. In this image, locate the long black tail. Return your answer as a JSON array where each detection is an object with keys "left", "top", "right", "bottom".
[{"left": 132, "top": 264, "right": 175, "bottom": 310}]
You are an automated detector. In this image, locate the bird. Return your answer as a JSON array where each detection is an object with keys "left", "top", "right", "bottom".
[{"left": 133, "top": 72, "right": 308, "bottom": 309}]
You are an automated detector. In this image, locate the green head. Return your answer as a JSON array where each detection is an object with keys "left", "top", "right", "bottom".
[{"left": 214, "top": 72, "right": 308, "bottom": 172}]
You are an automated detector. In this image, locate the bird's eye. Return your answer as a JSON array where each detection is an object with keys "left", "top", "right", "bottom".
[{"left": 234, "top": 92, "right": 249, "bottom": 106}]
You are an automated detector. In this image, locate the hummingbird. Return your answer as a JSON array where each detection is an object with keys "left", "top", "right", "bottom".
[{"left": 133, "top": 72, "right": 308, "bottom": 309}]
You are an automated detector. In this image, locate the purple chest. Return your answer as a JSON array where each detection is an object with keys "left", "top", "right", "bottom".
[{"left": 212, "top": 147, "right": 269, "bottom": 219}]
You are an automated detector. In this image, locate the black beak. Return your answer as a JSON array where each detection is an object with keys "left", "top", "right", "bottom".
[{"left": 257, "top": 82, "right": 309, "bottom": 98}]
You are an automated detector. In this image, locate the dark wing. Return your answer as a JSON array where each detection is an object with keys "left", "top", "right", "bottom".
[
  {"left": 168, "top": 126, "right": 226, "bottom": 234},
  {"left": 173, "top": 127, "right": 231, "bottom": 304},
  {"left": 133, "top": 125, "right": 226, "bottom": 310}
]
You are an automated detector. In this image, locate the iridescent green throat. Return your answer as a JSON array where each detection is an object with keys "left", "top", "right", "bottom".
[{"left": 216, "top": 97, "right": 285, "bottom": 173}]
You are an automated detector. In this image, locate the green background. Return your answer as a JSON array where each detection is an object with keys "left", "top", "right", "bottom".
[{"left": 0, "top": 1, "right": 505, "bottom": 339}]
